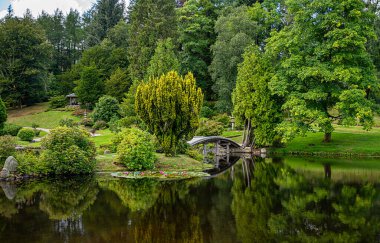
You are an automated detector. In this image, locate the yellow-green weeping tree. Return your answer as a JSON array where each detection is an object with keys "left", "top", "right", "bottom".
[{"left": 135, "top": 71, "right": 203, "bottom": 156}]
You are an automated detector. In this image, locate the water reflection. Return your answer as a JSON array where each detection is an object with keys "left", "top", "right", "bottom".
[{"left": 0, "top": 156, "right": 379, "bottom": 242}]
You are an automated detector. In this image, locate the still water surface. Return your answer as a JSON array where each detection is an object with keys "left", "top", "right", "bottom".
[{"left": 0, "top": 157, "right": 379, "bottom": 243}]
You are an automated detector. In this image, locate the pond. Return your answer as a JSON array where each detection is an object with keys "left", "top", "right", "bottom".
[{"left": 0, "top": 156, "right": 380, "bottom": 242}]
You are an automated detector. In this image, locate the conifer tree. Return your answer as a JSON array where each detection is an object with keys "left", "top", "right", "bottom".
[{"left": 135, "top": 71, "right": 203, "bottom": 155}]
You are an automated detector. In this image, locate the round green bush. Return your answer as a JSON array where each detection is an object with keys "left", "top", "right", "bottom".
[
  {"left": 0, "top": 123, "right": 22, "bottom": 136},
  {"left": 17, "top": 128, "right": 35, "bottom": 141},
  {"left": 41, "top": 126, "right": 96, "bottom": 174},
  {"left": 92, "top": 95, "right": 120, "bottom": 122},
  {"left": 116, "top": 128, "right": 156, "bottom": 171}
]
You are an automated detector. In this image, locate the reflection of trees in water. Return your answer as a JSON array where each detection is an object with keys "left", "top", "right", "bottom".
[{"left": 231, "top": 159, "right": 380, "bottom": 242}]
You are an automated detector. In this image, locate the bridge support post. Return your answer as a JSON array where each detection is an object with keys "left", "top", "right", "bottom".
[
  {"left": 215, "top": 141, "right": 220, "bottom": 155},
  {"left": 227, "top": 142, "right": 230, "bottom": 154},
  {"left": 203, "top": 144, "right": 207, "bottom": 156}
]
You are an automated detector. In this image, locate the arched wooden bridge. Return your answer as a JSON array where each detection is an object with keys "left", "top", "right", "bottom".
[
  {"left": 187, "top": 136, "right": 241, "bottom": 147},
  {"left": 187, "top": 136, "right": 242, "bottom": 155}
]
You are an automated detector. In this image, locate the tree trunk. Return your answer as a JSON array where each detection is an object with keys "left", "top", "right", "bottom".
[
  {"left": 324, "top": 164, "right": 331, "bottom": 179},
  {"left": 242, "top": 119, "right": 252, "bottom": 148},
  {"left": 324, "top": 132, "right": 332, "bottom": 143}
]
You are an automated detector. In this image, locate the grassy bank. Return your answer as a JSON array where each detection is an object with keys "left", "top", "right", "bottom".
[
  {"left": 271, "top": 126, "right": 380, "bottom": 156},
  {"left": 8, "top": 103, "right": 80, "bottom": 129},
  {"left": 96, "top": 153, "right": 212, "bottom": 172}
]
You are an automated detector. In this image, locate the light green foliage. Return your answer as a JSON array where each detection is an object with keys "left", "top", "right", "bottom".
[
  {"left": 233, "top": 46, "right": 281, "bottom": 147},
  {"left": 74, "top": 65, "right": 104, "bottom": 107},
  {"left": 195, "top": 118, "right": 224, "bottom": 136},
  {"left": 115, "top": 128, "right": 156, "bottom": 171},
  {"left": 266, "top": 0, "right": 378, "bottom": 142},
  {"left": 41, "top": 126, "right": 96, "bottom": 174},
  {"left": 200, "top": 106, "right": 217, "bottom": 118},
  {"left": 146, "top": 38, "right": 180, "bottom": 80},
  {"left": 0, "top": 98, "right": 6, "bottom": 130},
  {"left": 93, "top": 120, "right": 108, "bottom": 130},
  {"left": 105, "top": 68, "right": 131, "bottom": 101},
  {"left": 0, "top": 16, "right": 51, "bottom": 107},
  {"left": 16, "top": 152, "right": 49, "bottom": 175},
  {"left": 178, "top": 0, "right": 217, "bottom": 98},
  {"left": 135, "top": 71, "right": 203, "bottom": 155},
  {"left": 17, "top": 128, "right": 35, "bottom": 142},
  {"left": 127, "top": 0, "right": 177, "bottom": 81},
  {"left": 0, "top": 136, "right": 16, "bottom": 161},
  {"left": 212, "top": 113, "right": 230, "bottom": 128},
  {"left": 92, "top": 95, "right": 120, "bottom": 122},
  {"left": 49, "top": 96, "right": 67, "bottom": 109}
]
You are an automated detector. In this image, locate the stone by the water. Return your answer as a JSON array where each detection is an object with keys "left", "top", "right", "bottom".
[
  {"left": 3, "top": 156, "right": 18, "bottom": 173},
  {"left": 104, "top": 150, "right": 111, "bottom": 155},
  {"left": 0, "top": 168, "right": 9, "bottom": 178}
]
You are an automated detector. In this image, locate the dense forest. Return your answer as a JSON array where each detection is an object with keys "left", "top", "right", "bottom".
[{"left": 0, "top": 0, "right": 380, "bottom": 147}]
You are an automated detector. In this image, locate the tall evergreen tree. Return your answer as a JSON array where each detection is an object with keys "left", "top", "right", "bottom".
[
  {"left": 127, "top": 0, "right": 177, "bottom": 81},
  {"left": 86, "top": 0, "right": 126, "bottom": 47}
]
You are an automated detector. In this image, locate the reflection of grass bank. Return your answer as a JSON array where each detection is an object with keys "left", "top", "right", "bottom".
[
  {"left": 272, "top": 126, "right": 380, "bottom": 156},
  {"left": 278, "top": 157, "right": 380, "bottom": 182},
  {"left": 96, "top": 153, "right": 213, "bottom": 172}
]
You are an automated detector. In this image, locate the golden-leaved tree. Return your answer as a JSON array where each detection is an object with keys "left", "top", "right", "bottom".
[{"left": 135, "top": 71, "right": 203, "bottom": 156}]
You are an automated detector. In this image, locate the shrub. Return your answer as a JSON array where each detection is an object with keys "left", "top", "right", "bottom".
[
  {"left": 115, "top": 128, "right": 156, "bottom": 171},
  {"left": 41, "top": 126, "right": 96, "bottom": 174},
  {"left": 17, "top": 128, "right": 35, "bottom": 141},
  {"left": 92, "top": 120, "right": 108, "bottom": 130},
  {"left": 0, "top": 136, "right": 16, "bottom": 161},
  {"left": 81, "top": 118, "right": 94, "bottom": 127},
  {"left": 16, "top": 152, "right": 49, "bottom": 175},
  {"left": 49, "top": 95, "right": 67, "bottom": 109},
  {"left": 213, "top": 113, "right": 230, "bottom": 128},
  {"left": 195, "top": 119, "right": 224, "bottom": 136},
  {"left": 59, "top": 118, "right": 77, "bottom": 127},
  {"left": 200, "top": 106, "right": 216, "bottom": 118},
  {"left": 92, "top": 95, "right": 120, "bottom": 122},
  {"left": 0, "top": 123, "right": 22, "bottom": 136}
]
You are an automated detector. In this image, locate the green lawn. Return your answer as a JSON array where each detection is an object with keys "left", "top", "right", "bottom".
[
  {"left": 90, "top": 129, "right": 114, "bottom": 147},
  {"left": 272, "top": 126, "right": 380, "bottom": 156},
  {"left": 8, "top": 110, "right": 80, "bottom": 129},
  {"left": 222, "top": 130, "right": 243, "bottom": 144}
]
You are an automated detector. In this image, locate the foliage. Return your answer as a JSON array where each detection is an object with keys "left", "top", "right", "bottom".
[
  {"left": 93, "top": 120, "right": 108, "bottom": 130},
  {"left": 41, "top": 126, "right": 96, "bottom": 174},
  {"left": 0, "top": 98, "right": 6, "bottom": 130},
  {"left": 210, "top": 6, "right": 258, "bottom": 113},
  {"left": 0, "top": 136, "right": 16, "bottom": 161},
  {"left": 17, "top": 128, "right": 35, "bottom": 142},
  {"left": 115, "top": 128, "right": 156, "bottom": 171},
  {"left": 92, "top": 95, "right": 120, "bottom": 122},
  {"left": 16, "top": 151, "right": 49, "bottom": 175},
  {"left": 0, "top": 16, "right": 51, "bottom": 107},
  {"left": 200, "top": 106, "right": 217, "bottom": 118},
  {"left": 105, "top": 68, "right": 131, "bottom": 101},
  {"left": 178, "top": 0, "right": 217, "bottom": 99},
  {"left": 59, "top": 118, "right": 77, "bottom": 127},
  {"left": 146, "top": 38, "right": 180, "bottom": 80},
  {"left": 195, "top": 118, "right": 224, "bottom": 136},
  {"left": 0, "top": 123, "right": 22, "bottom": 136},
  {"left": 81, "top": 118, "right": 94, "bottom": 127},
  {"left": 74, "top": 65, "right": 104, "bottom": 108},
  {"left": 266, "top": 0, "right": 378, "bottom": 142},
  {"left": 127, "top": 0, "right": 177, "bottom": 81},
  {"left": 212, "top": 113, "right": 230, "bottom": 128},
  {"left": 233, "top": 46, "right": 282, "bottom": 147},
  {"left": 135, "top": 71, "right": 203, "bottom": 155},
  {"left": 85, "top": 0, "right": 126, "bottom": 47},
  {"left": 49, "top": 95, "right": 67, "bottom": 109}
]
